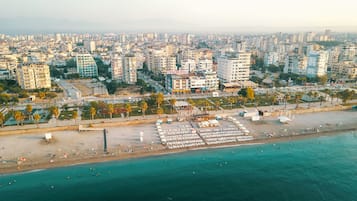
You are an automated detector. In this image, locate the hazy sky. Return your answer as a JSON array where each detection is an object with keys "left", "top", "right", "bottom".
[{"left": 1, "top": 0, "right": 357, "bottom": 33}]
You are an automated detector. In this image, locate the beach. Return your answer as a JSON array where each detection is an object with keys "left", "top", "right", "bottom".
[{"left": 0, "top": 110, "right": 356, "bottom": 174}]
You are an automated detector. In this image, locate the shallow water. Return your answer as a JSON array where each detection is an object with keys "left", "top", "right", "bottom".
[{"left": 1, "top": 132, "right": 357, "bottom": 201}]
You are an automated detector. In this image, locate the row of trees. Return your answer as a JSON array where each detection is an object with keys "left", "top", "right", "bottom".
[{"left": 86, "top": 93, "right": 174, "bottom": 120}]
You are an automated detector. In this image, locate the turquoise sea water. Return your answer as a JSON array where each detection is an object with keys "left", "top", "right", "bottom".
[{"left": 1, "top": 132, "right": 357, "bottom": 201}]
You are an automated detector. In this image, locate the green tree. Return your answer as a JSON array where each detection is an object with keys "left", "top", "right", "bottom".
[
  {"left": 338, "top": 89, "right": 355, "bottom": 104},
  {"left": 38, "top": 92, "right": 46, "bottom": 99},
  {"left": 271, "top": 94, "right": 278, "bottom": 105},
  {"left": 319, "top": 95, "right": 324, "bottom": 106},
  {"left": 214, "top": 100, "right": 221, "bottom": 111},
  {"left": 72, "top": 110, "right": 78, "bottom": 122},
  {"left": 33, "top": 113, "right": 41, "bottom": 128},
  {"left": 284, "top": 94, "right": 291, "bottom": 109},
  {"left": 50, "top": 106, "right": 60, "bottom": 119},
  {"left": 246, "top": 87, "right": 255, "bottom": 101},
  {"left": 330, "top": 91, "right": 336, "bottom": 104},
  {"left": 125, "top": 103, "right": 132, "bottom": 118},
  {"left": 156, "top": 93, "right": 164, "bottom": 108},
  {"left": 295, "top": 93, "right": 303, "bottom": 109},
  {"left": 228, "top": 97, "right": 236, "bottom": 109},
  {"left": 107, "top": 104, "right": 114, "bottom": 119},
  {"left": 89, "top": 107, "right": 96, "bottom": 120},
  {"left": 0, "top": 112, "right": 5, "bottom": 127},
  {"left": 157, "top": 107, "right": 164, "bottom": 117},
  {"left": 14, "top": 111, "right": 24, "bottom": 126},
  {"left": 26, "top": 104, "right": 33, "bottom": 120},
  {"left": 140, "top": 101, "right": 148, "bottom": 116},
  {"left": 169, "top": 98, "right": 176, "bottom": 113},
  {"left": 318, "top": 75, "right": 328, "bottom": 85}
]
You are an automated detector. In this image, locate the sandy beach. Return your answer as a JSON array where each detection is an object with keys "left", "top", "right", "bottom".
[{"left": 0, "top": 110, "right": 356, "bottom": 174}]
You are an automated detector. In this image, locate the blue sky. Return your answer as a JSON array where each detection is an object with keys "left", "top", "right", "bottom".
[{"left": 0, "top": 0, "right": 356, "bottom": 33}]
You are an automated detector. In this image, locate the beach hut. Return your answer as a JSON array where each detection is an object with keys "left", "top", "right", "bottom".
[
  {"left": 45, "top": 133, "right": 52, "bottom": 142},
  {"left": 140, "top": 131, "right": 144, "bottom": 142}
]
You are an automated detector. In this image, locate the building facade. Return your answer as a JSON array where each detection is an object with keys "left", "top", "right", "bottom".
[
  {"left": 217, "top": 52, "right": 251, "bottom": 83},
  {"left": 76, "top": 54, "right": 98, "bottom": 78},
  {"left": 123, "top": 55, "right": 137, "bottom": 84},
  {"left": 284, "top": 54, "right": 307, "bottom": 75},
  {"left": 111, "top": 54, "right": 123, "bottom": 81},
  {"left": 16, "top": 63, "right": 51, "bottom": 90},
  {"left": 165, "top": 74, "right": 190, "bottom": 94},
  {"left": 306, "top": 51, "right": 329, "bottom": 78}
]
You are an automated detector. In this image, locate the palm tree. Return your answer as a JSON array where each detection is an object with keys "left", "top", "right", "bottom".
[
  {"left": 284, "top": 94, "right": 290, "bottom": 109},
  {"left": 14, "top": 111, "right": 24, "bottom": 126},
  {"left": 228, "top": 97, "right": 235, "bottom": 109},
  {"left": 0, "top": 112, "right": 5, "bottom": 127},
  {"left": 169, "top": 98, "right": 176, "bottom": 113},
  {"left": 204, "top": 100, "right": 210, "bottom": 111},
  {"left": 89, "top": 107, "right": 96, "bottom": 120},
  {"left": 157, "top": 107, "right": 164, "bottom": 117},
  {"left": 156, "top": 93, "right": 164, "bottom": 108},
  {"left": 72, "top": 110, "right": 78, "bottom": 123},
  {"left": 319, "top": 96, "right": 324, "bottom": 106},
  {"left": 187, "top": 98, "right": 195, "bottom": 114},
  {"left": 125, "top": 103, "right": 132, "bottom": 118},
  {"left": 214, "top": 100, "right": 220, "bottom": 111},
  {"left": 271, "top": 94, "right": 278, "bottom": 105},
  {"left": 330, "top": 92, "right": 336, "bottom": 104},
  {"left": 140, "top": 101, "right": 148, "bottom": 116},
  {"left": 107, "top": 103, "right": 114, "bottom": 119},
  {"left": 33, "top": 113, "right": 41, "bottom": 128},
  {"left": 26, "top": 104, "right": 33, "bottom": 120},
  {"left": 50, "top": 106, "right": 60, "bottom": 119},
  {"left": 295, "top": 93, "right": 302, "bottom": 109}
]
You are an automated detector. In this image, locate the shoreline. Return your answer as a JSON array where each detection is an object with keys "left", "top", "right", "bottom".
[{"left": 1, "top": 125, "right": 356, "bottom": 175}]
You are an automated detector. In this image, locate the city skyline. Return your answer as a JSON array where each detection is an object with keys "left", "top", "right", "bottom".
[{"left": 1, "top": 0, "right": 357, "bottom": 33}]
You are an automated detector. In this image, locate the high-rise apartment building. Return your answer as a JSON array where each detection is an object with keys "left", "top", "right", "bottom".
[
  {"left": 284, "top": 54, "right": 307, "bottom": 75},
  {"left": 264, "top": 52, "right": 279, "bottom": 66},
  {"left": 84, "top": 40, "right": 96, "bottom": 53},
  {"left": 111, "top": 54, "right": 123, "bottom": 81},
  {"left": 306, "top": 51, "right": 329, "bottom": 78},
  {"left": 147, "top": 51, "right": 176, "bottom": 75},
  {"left": 16, "top": 63, "right": 51, "bottom": 90},
  {"left": 123, "top": 55, "right": 137, "bottom": 84},
  {"left": 76, "top": 54, "right": 98, "bottom": 78},
  {"left": 217, "top": 52, "right": 251, "bottom": 83}
]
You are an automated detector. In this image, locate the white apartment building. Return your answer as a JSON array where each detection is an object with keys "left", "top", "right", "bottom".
[
  {"left": 76, "top": 54, "right": 98, "bottom": 78},
  {"left": 264, "top": 52, "right": 279, "bottom": 66},
  {"left": 190, "top": 76, "right": 206, "bottom": 92},
  {"left": 204, "top": 71, "right": 219, "bottom": 91},
  {"left": 0, "top": 56, "right": 17, "bottom": 79},
  {"left": 147, "top": 50, "right": 176, "bottom": 75},
  {"left": 306, "top": 51, "right": 329, "bottom": 78},
  {"left": 84, "top": 40, "right": 96, "bottom": 53},
  {"left": 123, "top": 55, "right": 137, "bottom": 84},
  {"left": 111, "top": 54, "right": 123, "bottom": 81},
  {"left": 284, "top": 54, "right": 307, "bottom": 75},
  {"left": 16, "top": 63, "right": 51, "bottom": 90},
  {"left": 180, "top": 59, "right": 196, "bottom": 72},
  {"left": 165, "top": 74, "right": 190, "bottom": 93},
  {"left": 217, "top": 52, "right": 251, "bottom": 83},
  {"left": 197, "top": 59, "right": 213, "bottom": 72}
]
